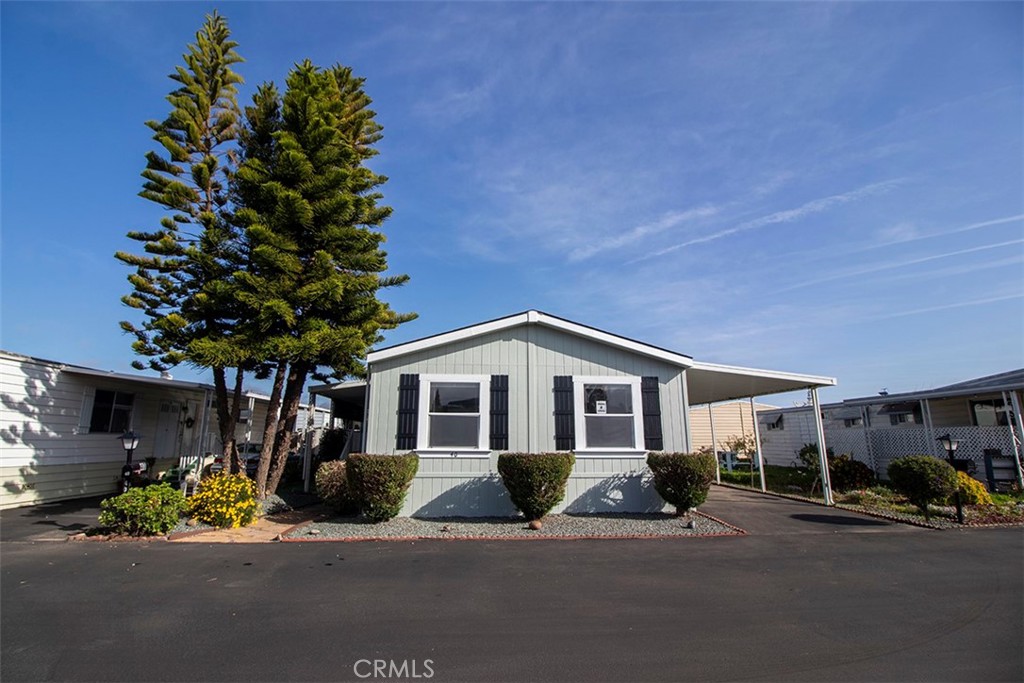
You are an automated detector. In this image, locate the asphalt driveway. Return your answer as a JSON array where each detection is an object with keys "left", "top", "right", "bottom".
[{"left": 2, "top": 487, "right": 1021, "bottom": 682}]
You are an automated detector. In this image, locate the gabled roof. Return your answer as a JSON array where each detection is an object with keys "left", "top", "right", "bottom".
[{"left": 366, "top": 310, "right": 695, "bottom": 367}]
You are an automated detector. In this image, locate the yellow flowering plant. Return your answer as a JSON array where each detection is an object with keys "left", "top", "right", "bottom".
[{"left": 187, "top": 472, "right": 259, "bottom": 528}]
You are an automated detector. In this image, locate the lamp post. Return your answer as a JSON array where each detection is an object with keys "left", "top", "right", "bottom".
[
  {"left": 118, "top": 431, "right": 141, "bottom": 494},
  {"left": 937, "top": 433, "right": 963, "bottom": 524}
]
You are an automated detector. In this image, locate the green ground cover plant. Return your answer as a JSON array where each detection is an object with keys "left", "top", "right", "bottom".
[{"left": 98, "top": 483, "right": 187, "bottom": 536}]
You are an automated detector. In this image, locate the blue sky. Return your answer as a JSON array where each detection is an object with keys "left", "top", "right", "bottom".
[{"left": 2, "top": 1, "right": 1022, "bottom": 405}]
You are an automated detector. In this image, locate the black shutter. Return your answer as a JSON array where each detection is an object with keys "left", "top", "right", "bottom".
[
  {"left": 641, "top": 376, "right": 664, "bottom": 451},
  {"left": 396, "top": 374, "right": 420, "bottom": 450},
  {"left": 489, "top": 375, "right": 509, "bottom": 451},
  {"left": 553, "top": 376, "right": 575, "bottom": 451}
]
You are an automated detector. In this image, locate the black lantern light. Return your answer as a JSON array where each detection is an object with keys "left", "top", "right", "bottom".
[{"left": 937, "top": 433, "right": 963, "bottom": 524}]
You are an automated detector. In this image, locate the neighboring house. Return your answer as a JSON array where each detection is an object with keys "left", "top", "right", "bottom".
[
  {"left": 0, "top": 351, "right": 331, "bottom": 509},
  {"left": 313, "top": 310, "right": 836, "bottom": 516},
  {"left": 758, "top": 369, "right": 1024, "bottom": 490},
  {"left": 689, "top": 401, "right": 778, "bottom": 452}
]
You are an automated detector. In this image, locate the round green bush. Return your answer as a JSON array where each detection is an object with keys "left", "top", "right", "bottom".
[
  {"left": 315, "top": 460, "right": 359, "bottom": 515},
  {"left": 346, "top": 454, "right": 419, "bottom": 522},
  {"left": 953, "top": 471, "right": 993, "bottom": 506},
  {"left": 497, "top": 452, "right": 575, "bottom": 521},
  {"left": 98, "top": 483, "right": 187, "bottom": 536},
  {"left": 887, "top": 455, "right": 958, "bottom": 520},
  {"left": 829, "top": 454, "right": 875, "bottom": 492},
  {"left": 647, "top": 452, "right": 717, "bottom": 514}
]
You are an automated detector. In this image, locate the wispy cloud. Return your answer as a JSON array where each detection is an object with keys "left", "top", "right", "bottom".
[
  {"left": 633, "top": 179, "right": 905, "bottom": 263},
  {"left": 775, "top": 239, "right": 1024, "bottom": 293},
  {"left": 568, "top": 205, "right": 719, "bottom": 262},
  {"left": 876, "top": 293, "right": 1024, "bottom": 320}
]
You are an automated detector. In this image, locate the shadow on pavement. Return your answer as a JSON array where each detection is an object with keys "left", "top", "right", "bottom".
[{"left": 790, "top": 513, "right": 890, "bottom": 526}]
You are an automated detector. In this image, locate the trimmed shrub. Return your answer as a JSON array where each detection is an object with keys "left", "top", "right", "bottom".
[
  {"left": 187, "top": 472, "right": 259, "bottom": 528},
  {"left": 98, "top": 483, "right": 187, "bottom": 536},
  {"left": 315, "top": 460, "right": 359, "bottom": 515},
  {"left": 829, "top": 454, "right": 875, "bottom": 492},
  {"left": 346, "top": 454, "right": 419, "bottom": 522},
  {"left": 647, "top": 452, "right": 717, "bottom": 514},
  {"left": 887, "top": 455, "right": 958, "bottom": 520},
  {"left": 953, "top": 471, "right": 993, "bottom": 506},
  {"left": 797, "top": 443, "right": 835, "bottom": 473},
  {"left": 318, "top": 428, "right": 348, "bottom": 461},
  {"left": 497, "top": 453, "right": 575, "bottom": 521}
]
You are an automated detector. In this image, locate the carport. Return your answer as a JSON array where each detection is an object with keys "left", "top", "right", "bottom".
[{"left": 686, "top": 361, "right": 838, "bottom": 503}]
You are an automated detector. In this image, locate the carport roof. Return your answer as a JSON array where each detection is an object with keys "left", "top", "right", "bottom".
[{"left": 686, "top": 361, "right": 836, "bottom": 405}]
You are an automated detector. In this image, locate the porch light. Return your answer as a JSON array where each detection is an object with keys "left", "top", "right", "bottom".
[
  {"left": 119, "top": 430, "right": 141, "bottom": 465},
  {"left": 936, "top": 434, "right": 963, "bottom": 524},
  {"left": 937, "top": 433, "right": 959, "bottom": 454}
]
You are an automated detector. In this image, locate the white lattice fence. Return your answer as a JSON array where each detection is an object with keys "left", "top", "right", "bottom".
[
  {"left": 824, "top": 429, "right": 871, "bottom": 466},
  {"left": 870, "top": 426, "right": 1017, "bottom": 478}
]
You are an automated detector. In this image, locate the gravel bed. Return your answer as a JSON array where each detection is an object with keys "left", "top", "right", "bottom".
[{"left": 285, "top": 512, "right": 740, "bottom": 541}]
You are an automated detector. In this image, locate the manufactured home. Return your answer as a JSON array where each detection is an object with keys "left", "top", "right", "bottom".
[
  {"left": 313, "top": 310, "right": 837, "bottom": 516},
  {"left": 0, "top": 351, "right": 330, "bottom": 509},
  {"left": 757, "top": 369, "right": 1024, "bottom": 490}
]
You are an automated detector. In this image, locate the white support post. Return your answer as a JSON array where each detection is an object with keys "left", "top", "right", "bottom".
[
  {"left": 861, "top": 406, "right": 875, "bottom": 474},
  {"left": 1006, "top": 390, "right": 1024, "bottom": 488},
  {"left": 921, "top": 399, "right": 937, "bottom": 456},
  {"left": 302, "top": 392, "right": 315, "bottom": 493},
  {"left": 709, "top": 404, "right": 721, "bottom": 484},
  {"left": 811, "top": 388, "right": 833, "bottom": 505},
  {"left": 751, "top": 397, "right": 766, "bottom": 492}
]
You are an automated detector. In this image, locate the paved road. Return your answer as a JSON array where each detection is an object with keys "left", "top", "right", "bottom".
[{"left": 2, "top": 487, "right": 1021, "bottom": 682}]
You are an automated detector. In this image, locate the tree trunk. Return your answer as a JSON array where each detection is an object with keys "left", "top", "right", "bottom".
[
  {"left": 255, "top": 360, "right": 287, "bottom": 498},
  {"left": 265, "top": 361, "right": 310, "bottom": 497},
  {"left": 212, "top": 366, "right": 237, "bottom": 473},
  {"left": 229, "top": 367, "right": 245, "bottom": 474}
]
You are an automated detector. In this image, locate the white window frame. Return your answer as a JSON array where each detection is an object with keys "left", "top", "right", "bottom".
[
  {"left": 573, "top": 375, "right": 645, "bottom": 455},
  {"left": 416, "top": 374, "right": 491, "bottom": 457}
]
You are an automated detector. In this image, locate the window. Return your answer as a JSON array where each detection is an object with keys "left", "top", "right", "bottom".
[
  {"left": 573, "top": 376, "right": 644, "bottom": 451},
  {"left": 889, "top": 412, "right": 919, "bottom": 426},
  {"left": 416, "top": 375, "right": 490, "bottom": 451},
  {"left": 89, "top": 390, "right": 134, "bottom": 433},
  {"left": 843, "top": 417, "right": 863, "bottom": 428},
  {"left": 970, "top": 399, "right": 1011, "bottom": 427},
  {"left": 765, "top": 415, "right": 784, "bottom": 431}
]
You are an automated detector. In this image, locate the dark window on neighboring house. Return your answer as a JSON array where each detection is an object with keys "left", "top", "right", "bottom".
[
  {"left": 970, "top": 399, "right": 1010, "bottom": 427},
  {"left": 844, "top": 417, "right": 863, "bottom": 428},
  {"left": 765, "top": 415, "right": 784, "bottom": 431},
  {"left": 889, "top": 412, "right": 920, "bottom": 426},
  {"left": 89, "top": 390, "right": 134, "bottom": 433}
]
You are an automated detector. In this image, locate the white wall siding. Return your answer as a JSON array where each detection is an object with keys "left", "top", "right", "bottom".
[{"left": 0, "top": 354, "right": 210, "bottom": 508}]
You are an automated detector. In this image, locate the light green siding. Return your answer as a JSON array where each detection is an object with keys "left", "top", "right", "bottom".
[{"left": 365, "top": 324, "right": 688, "bottom": 515}]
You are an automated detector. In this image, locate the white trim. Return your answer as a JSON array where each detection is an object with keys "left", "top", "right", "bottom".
[
  {"left": 367, "top": 310, "right": 694, "bottom": 368},
  {"left": 689, "top": 361, "right": 836, "bottom": 387},
  {"left": 415, "top": 450, "right": 491, "bottom": 459},
  {"left": 574, "top": 451, "right": 648, "bottom": 458},
  {"left": 416, "top": 374, "right": 491, "bottom": 453},
  {"left": 572, "top": 375, "right": 645, "bottom": 452}
]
